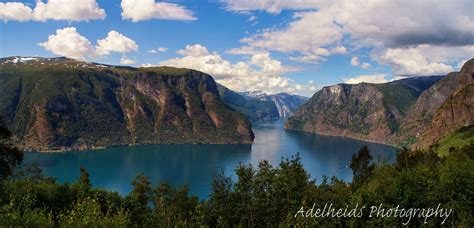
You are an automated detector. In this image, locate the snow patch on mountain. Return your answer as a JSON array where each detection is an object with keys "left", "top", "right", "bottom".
[{"left": 240, "top": 91, "right": 308, "bottom": 117}]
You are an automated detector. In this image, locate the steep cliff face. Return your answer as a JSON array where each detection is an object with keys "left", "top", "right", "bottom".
[
  {"left": 286, "top": 59, "right": 473, "bottom": 147},
  {"left": 285, "top": 76, "right": 443, "bottom": 144},
  {"left": 0, "top": 57, "right": 254, "bottom": 151},
  {"left": 411, "top": 60, "right": 474, "bottom": 149},
  {"left": 398, "top": 69, "right": 473, "bottom": 143},
  {"left": 286, "top": 84, "right": 394, "bottom": 144}
]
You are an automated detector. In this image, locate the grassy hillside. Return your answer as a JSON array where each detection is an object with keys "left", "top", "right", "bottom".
[{"left": 431, "top": 125, "right": 474, "bottom": 156}]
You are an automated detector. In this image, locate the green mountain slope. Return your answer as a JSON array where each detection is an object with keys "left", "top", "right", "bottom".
[
  {"left": 0, "top": 57, "right": 254, "bottom": 151},
  {"left": 429, "top": 125, "right": 474, "bottom": 156}
]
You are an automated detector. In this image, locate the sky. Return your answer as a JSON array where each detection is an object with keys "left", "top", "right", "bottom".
[{"left": 0, "top": 0, "right": 473, "bottom": 96}]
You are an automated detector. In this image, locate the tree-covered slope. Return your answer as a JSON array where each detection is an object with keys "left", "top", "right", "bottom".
[{"left": 0, "top": 57, "right": 254, "bottom": 151}]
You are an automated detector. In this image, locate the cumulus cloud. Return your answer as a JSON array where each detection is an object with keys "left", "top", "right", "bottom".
[
  {"left": 343, "top": 74, "right": 388, "bottom": 84},
  {"left": 241, "top": 11, "right": 345, "bottom": 63},
  {"left": 120, "top": 56, "right": 135, "bottom": 65},
  {"left": 96, "top": 30, "right": 139, "bottom": 56},
  {"left": 231, "top": 0, "right": 473, "bottom": 76},
  {"left": 378, "top": 46, "right": 457, "bottom": 76},
  {"left": 38, "top": 27, "right": 139, "bottom": 60},
  {"left": 38, "top": 27, "right": 96, "bottom": 60},
  {"left": 121, "top": 0, "right": 196, "bottom": 22},
  {"left": 157, "top": 44, "right": 311, "bottom": 94},
  {"left": 0, "top": 0, "right": 105, "bottom": 22},
  {"left": 0, "top": 2, "right": 34, "bottom": 22},
  {"left": 250, "top": 53, "right": 284, "bottom": 74},
  {"left": 176, "top": 44, "right": 209, "bottom": 57},
  {"left": 350, "top": 57, "right": 371, "bottom": 69}
]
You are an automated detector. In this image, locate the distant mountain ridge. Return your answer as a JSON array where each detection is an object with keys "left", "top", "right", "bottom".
[
  {"left": 286, "top": 59, "right": 474, "bottom": 147},
  {"left": 240, "top": 91, "right": 308, "bottom": 117},
  {"left": 217, "top": 85, "right": 280, "bottom": 121},
  {"left": 0, "top": 56, "right": 254, "bottom": 151}
]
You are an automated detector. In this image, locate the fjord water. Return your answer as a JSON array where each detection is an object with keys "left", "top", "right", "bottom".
[{"left": 24, "top": 119, "right": 396, "bottom": 199}]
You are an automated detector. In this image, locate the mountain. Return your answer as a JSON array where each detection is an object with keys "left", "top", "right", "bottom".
[
  {"left": 286, "top": 59, "right": 474, "bottom": 147},
  {"left": 0, "top": 57, "right": 254, "bottom": 151},
  {"left": 240, "top": 91, "right": 308, "bottom": 117},
  {"left": 216, "top": 85, "right": 279, "bottom": 121},
  {"left": 410, "top": 60, "right": 474, "bottom": 149},
  {"left": 285, "top": 75, "right": 444, "bottom": 145}
]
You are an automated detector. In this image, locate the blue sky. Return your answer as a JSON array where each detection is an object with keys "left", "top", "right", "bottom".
[{"left": 1, "top": 0, "right": 472, "bottom": 96}]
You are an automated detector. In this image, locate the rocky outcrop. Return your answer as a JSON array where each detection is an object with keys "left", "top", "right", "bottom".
[{"left": 0, "top": 57, "right": 254, "bottom": 151}]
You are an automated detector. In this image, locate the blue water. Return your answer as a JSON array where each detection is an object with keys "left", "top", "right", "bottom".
[{"left": 23, "top": 119, "right": 397, "bottom": 199}]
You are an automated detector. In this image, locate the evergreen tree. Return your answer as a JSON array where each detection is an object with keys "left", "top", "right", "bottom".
[
  {"left": 350, "top": 146, "right": 374, "bottom": 189},
  {"left": 0, "top": 117, "right": 22, "bottom": 182},
  {"left": 79, "top": 167, "right": 91, "bottom": 187}
]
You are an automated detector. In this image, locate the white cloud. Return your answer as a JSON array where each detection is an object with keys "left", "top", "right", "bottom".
[
  {"left": 343, "top": 74, "right": 388, "bottom": 84},
  {"left": 0, "top": 2, "right": 34, "bottom": 22},
  {"left": 120, "top": 56, "right": 135, "bottom": 65},
  {"left": 360, "top": 63, "right": 371, "bottom": 69},
  {"left": 39, "top": 27, "right": 139, "bottom": 60},
  {"left": 350, "top": 56, "right": 371, "bottom": 69},
  {"left": 158, "top": 44, "right": 313, "bottom": 94},
  {"left": 176, "top": 44, "right": 209, "bottom": 57},
  {"left": 379, "top": 46, "right": 455, "bottom": 76},
  {"left": 121, "top": 0, "right": 196, "bottom": 22},
  {"left": 147, "top": 47, "right": 167, "bottom": 54},
  {"left": 221, "top": 0, "right": 321, "bottom": 14},
  {"left": 241, "top": 11, "right": 344, "bottom": 62},
  {"left": 250, "top": 53, "right": 285, "bottom": 74},
  {"left": 233, "top": 0, "right": 473, "bottom": 76},
  {"left": 38, "top": 27, "right": 96, "bottom": 60},
  {"left": 377, "top": 44, "right": 474, "bottom": 76},
  {"left": 0, "top": 0, "right": 105, "bottom": 22},
  {"left": 226, "top": 46, "right": 265, "bottom": 55},
  {"left": 350, "top": 57, "right": 360, "bottom": 66},
  {"left": 248, "top": 15, "right": 257, "bottom": 21},
  {"left": 96, "top": 30, "right": 139, "bottom": 56}
]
